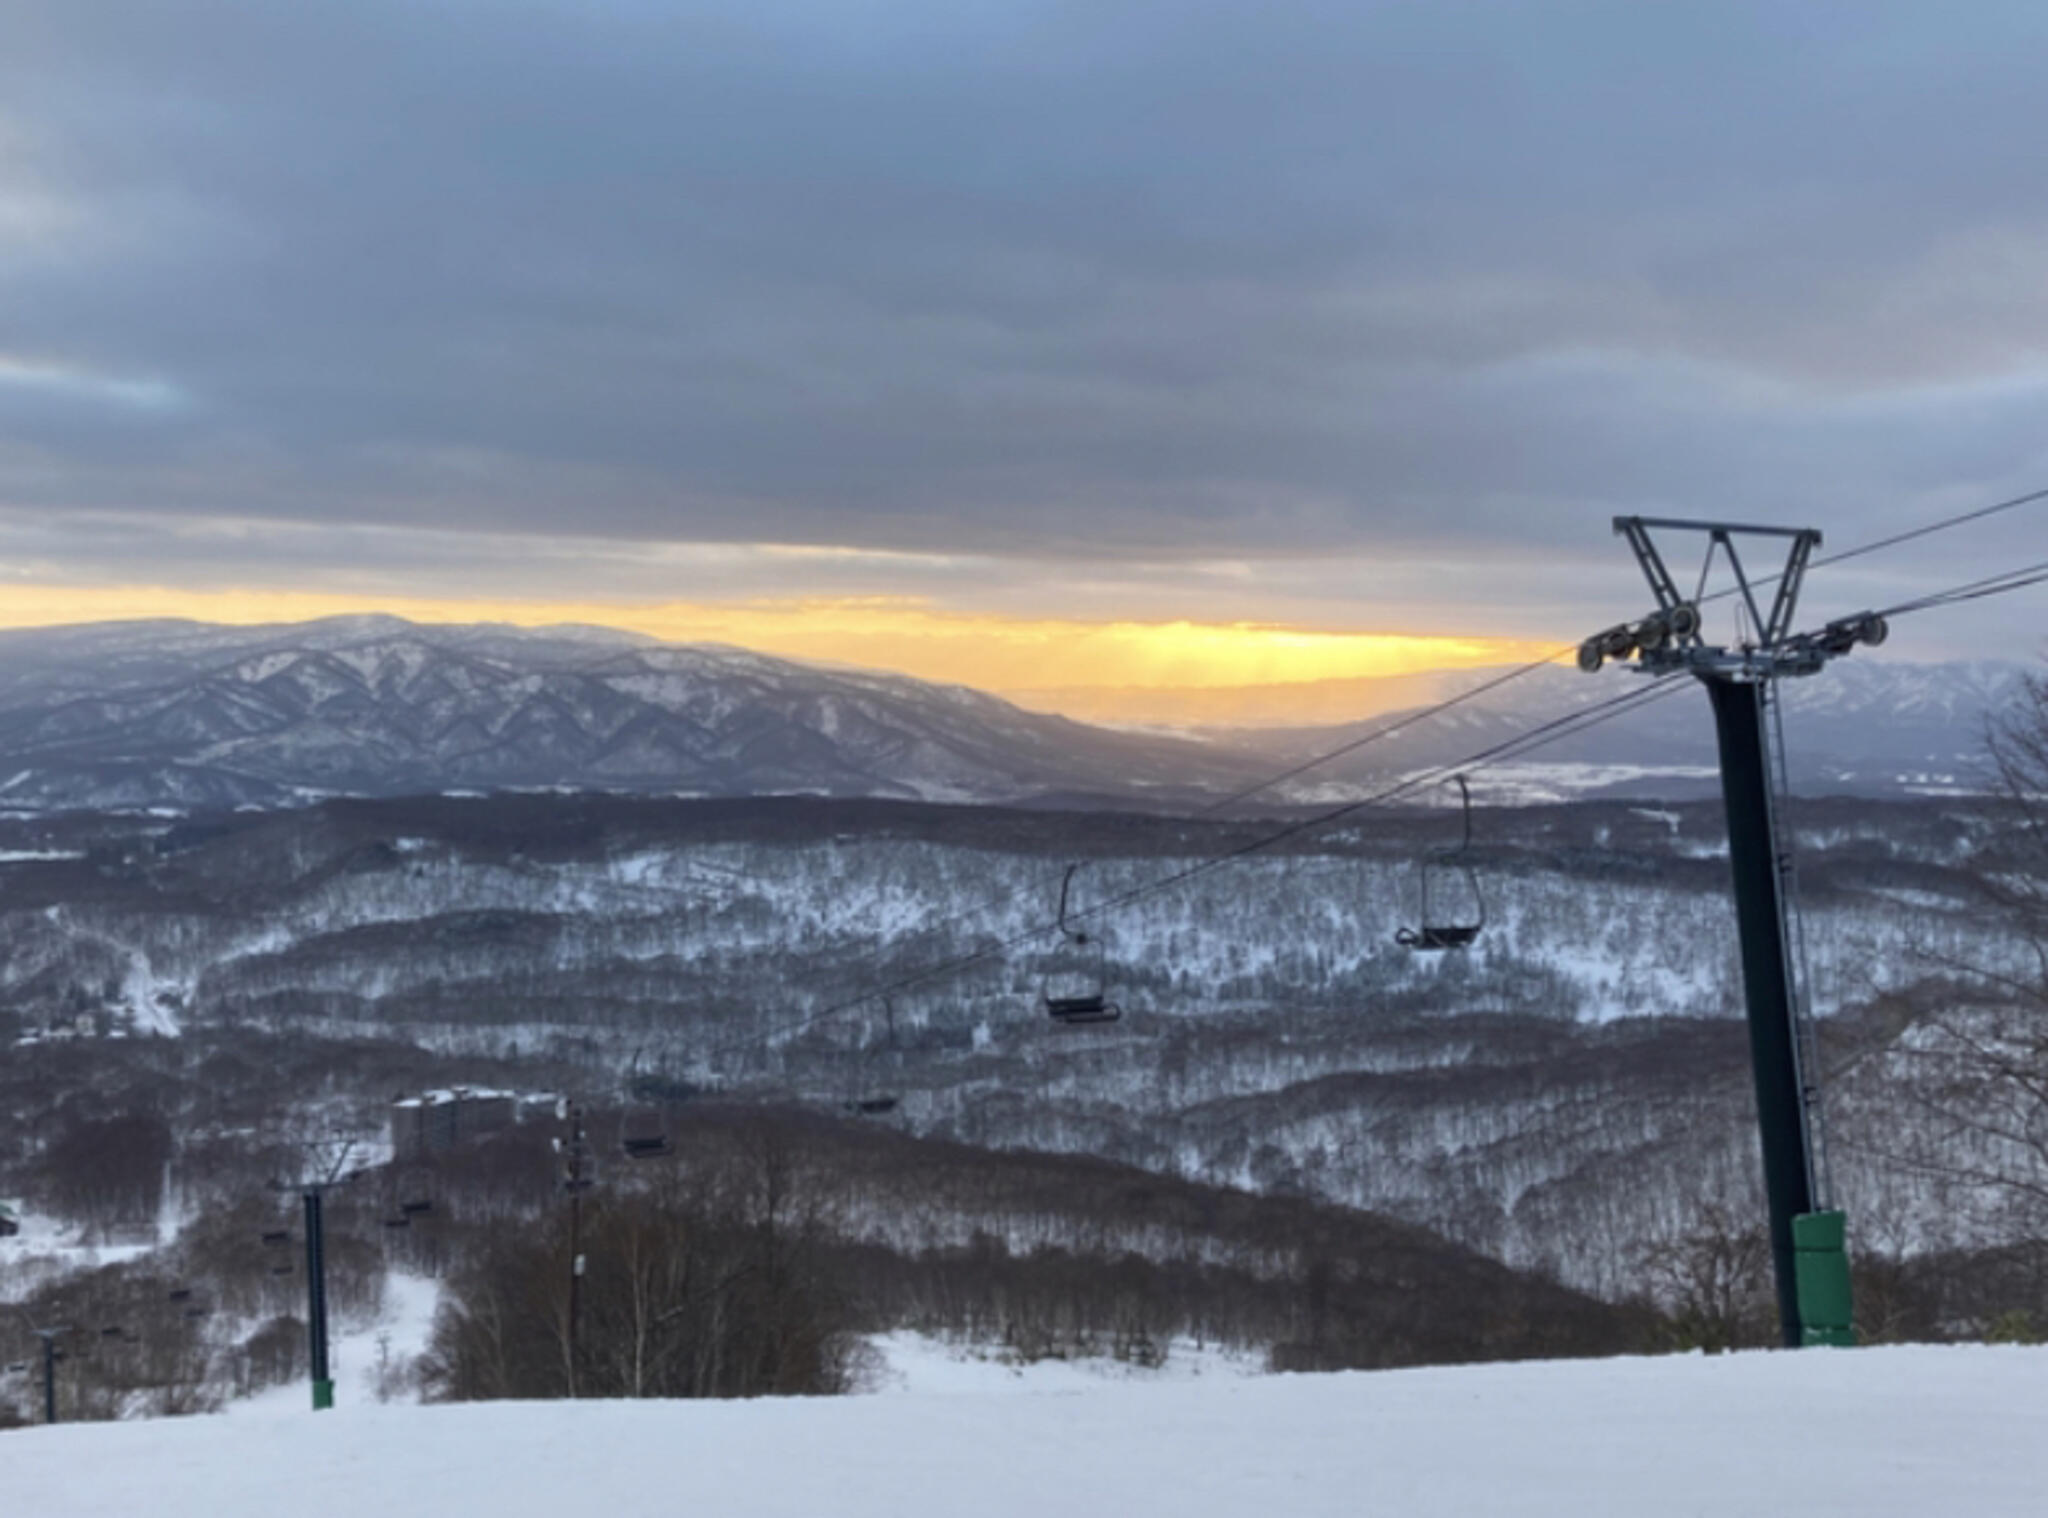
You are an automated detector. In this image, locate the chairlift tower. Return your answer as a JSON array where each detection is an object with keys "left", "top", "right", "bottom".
[
  {"left": 28, "top": 1324, "right": 69, "bottom": 1425},
  {"left": 555, "top": 1098, "right": 594, "bottom": 1397},
  {"left": 274, "top": 1135, "right": 365, "bottom": 1410},
  {"left": 1583, "top": 517, "right": 1887, "bottom": 1348}
]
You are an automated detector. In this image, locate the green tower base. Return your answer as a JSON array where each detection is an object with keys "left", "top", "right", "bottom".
[{"left": 1792, "top": 1210, "right": 1855, "bottom": 1348}]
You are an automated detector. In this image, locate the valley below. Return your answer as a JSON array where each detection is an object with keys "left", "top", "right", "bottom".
[
  {"left": 0, "top": 789, "right": 2030, "bottom": 1361},
  {"left": 1, "top": 623, "right": 2041, "bottom": 1425}
]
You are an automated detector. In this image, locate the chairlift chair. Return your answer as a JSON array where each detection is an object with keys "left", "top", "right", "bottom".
[
  {"left": 1394, "top": 775, "right": 1486, "bottom": 953},
  {"left": 1041, "top": 864, "right": 1122, "bottom": 1025},
  {"left": 621, "top": 1109, "right": 670, "bottom": 1159},
  {"left": 620, "top": 1061, "right": 677, "bottom": 1158},
  {"left": 842, "top": 998, "right": 903, "bottom": 1115}
]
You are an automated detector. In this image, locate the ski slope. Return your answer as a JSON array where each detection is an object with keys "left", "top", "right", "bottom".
[{"left": 7, "top": 1345, "right": 2045, "bottom": 1517}]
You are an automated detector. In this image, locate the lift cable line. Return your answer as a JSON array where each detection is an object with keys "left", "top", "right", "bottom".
[
  {"left": 635, "top": 643, "right": 1600, "bottom": 1070},
  {"left": 659, "top": 491, "right": 2048, "bottom": 1086},
  {"left": 694, "top": 540, "right": 2048, "bottom": 1078},
  {"left": 1190, "top": 478, "right": 2048, "bottom": 816},
  {"left": 1867, "top": 556, "right": 2048, "bottom": 620},
  {"left": 1584, "top": 511, "right": 1938, "bottom": 1355},
  {"left": 1205, "top": 477, "right": 2048, "bottom": 812},
  {"left": 1805, "top": 482, "right": 2048, "bottom": 574},
  {"left": 1679, "top": 482, "right": 2048, "bottom": 619},
  {"left": 774, "top": 676, "right": 1689, "bottom": 1050},
  {"left": 1053, "top": 685, "right": 1692, "bottom": 942},
  {"left": 819, "top": 647, "right": 1585, "bottom": 992},
  {"left": 615, "top": 517, "right": 2048, "bottom": 1375},
  {"left": 1188, "top": 649, "right": 1578, "bottom": 818},
  {"left": 615, "top": 481, "right": 2048, "bottom": 1064},
  {"left": 698, "top": 671, "right": 1693, "bottom": 1067},
  {"left": 830, "top": 646, "right": 1588, "bottom": 978}
]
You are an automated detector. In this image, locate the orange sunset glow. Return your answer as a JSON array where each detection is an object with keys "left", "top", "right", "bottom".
[{"left": 0, "top": 582, "right": 1557, "bottom": 718}]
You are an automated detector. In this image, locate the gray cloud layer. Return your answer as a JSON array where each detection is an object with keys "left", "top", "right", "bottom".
[{"left": 2, "top": 0, "right": 2046, "bottom": 638}]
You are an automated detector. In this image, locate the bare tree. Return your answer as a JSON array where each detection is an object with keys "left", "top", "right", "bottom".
[
  {"left": 1634, "top": 1201, "right": 1775, "bottom": 1353},
  {"left": 1848, "top": 670, "right": 2048, "bottom": 1239},
  {"left": 39, "top": 1112, "right": 173, "bottom": 1241}
]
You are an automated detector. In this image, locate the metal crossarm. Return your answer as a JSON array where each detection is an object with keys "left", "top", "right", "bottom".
[
  {"left": 1764, "top": 530, "right": 1816, "bottom": 647},
  {"left": 1614, "top": 517, "right": 1686, "bottom": 616},
  {"left": 1600, "top": 516, "right": 1837, "bottom": 678}
]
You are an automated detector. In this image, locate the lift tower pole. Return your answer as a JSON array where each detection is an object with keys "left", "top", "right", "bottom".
[
  {"left": 303, "top": 1183, "right": 331, "bottom": 1408},
  {"left": 556, "top": 1099, "right": 592, "bottom": 1398},
  {"left": 276, "top": 1136, "right": 362, "bottom": 1410},
  {"left": 29, "top": 1324, "right": 68, "bottom": 1425},
  {"left": 1584, "top": 517, "right": 1887, "bottom": 1347}
]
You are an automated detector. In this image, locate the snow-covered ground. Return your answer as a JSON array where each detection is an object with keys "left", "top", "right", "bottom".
[
  {"left": 861, "top": 1331, "right": 1265, "bottom": 1395},
  {"left": 0, "top": 1203, "right": 172, "bottom": 1286},
  {"left": 225, "top": 1271, "right": 445, "bottom": 1418},
  {"left": 8, "top": 1345, "right": 2045, "bottom": 1516}
]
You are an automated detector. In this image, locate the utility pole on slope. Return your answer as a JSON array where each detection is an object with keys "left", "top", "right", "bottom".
[{"left": 1584, "top": 517, "right": 1884, "bottom": 1348}]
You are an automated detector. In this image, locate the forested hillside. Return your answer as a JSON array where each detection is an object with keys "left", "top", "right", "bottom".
[{"left": 0, "top": 789, "right": 2026, "bottom": 1312}]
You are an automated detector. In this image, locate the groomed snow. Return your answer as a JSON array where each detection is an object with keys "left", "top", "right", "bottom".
[{"left": 8, "top": 1345, "right": 2046, "bottom": 1516}]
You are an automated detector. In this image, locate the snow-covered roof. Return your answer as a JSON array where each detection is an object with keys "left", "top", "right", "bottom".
[{"left": 391, "top": 1086, "right": 518, "bottom": 1110}]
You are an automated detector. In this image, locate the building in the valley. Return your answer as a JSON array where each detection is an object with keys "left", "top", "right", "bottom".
[{"left": 390, "top": 1087, "right": 518, "bottom": 1160}]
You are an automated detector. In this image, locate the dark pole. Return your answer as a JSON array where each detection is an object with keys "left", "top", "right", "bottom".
[
  {"left": 304, "top": 1187, "right": 333, "bottom": 1410},
  {"left": 1703, "top": 675, "right": 1815, "bottom": 1348},
  {"left": 568, "top": 1178, "right": 583, "bottom": 1397},
  {"left": 564, "top": 1102, "right": 586, "bottom": 1398},
  {"left": 1599, "top": 516, "right": 1879, "bottom": 1349},
  {"left": 41, "top": 1333, "right": 57, "bottom": 1426}
]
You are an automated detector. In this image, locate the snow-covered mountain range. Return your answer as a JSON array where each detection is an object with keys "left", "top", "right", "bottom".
[
  {"left": 0, "top": 615, "right": 2024, "bottom": 811},
  {"left": 0, "top": 616, "right": 1262, "bottom": 812}
]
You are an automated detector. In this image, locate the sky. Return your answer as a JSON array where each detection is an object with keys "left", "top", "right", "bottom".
[{"left": 2, "top": 1, "right": 2044, "bottom": 707}]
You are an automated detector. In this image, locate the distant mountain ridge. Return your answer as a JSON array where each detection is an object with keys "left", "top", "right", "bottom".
[
  {"left": 1222, "top": 658, "right": 2027, "bottom": 801},
  {"left": 0, "top": 616, "right": 2023, "bottom": 811},
  {"left": 0, "top": 616, "right": 1263, "bottom": 812}
]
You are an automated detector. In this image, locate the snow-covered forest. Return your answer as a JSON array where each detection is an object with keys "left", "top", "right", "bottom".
[{"left": 1, "top": 771, "right": 2041, "bottom": 1428}]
